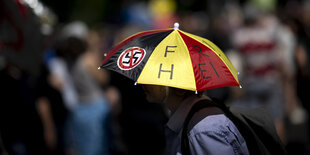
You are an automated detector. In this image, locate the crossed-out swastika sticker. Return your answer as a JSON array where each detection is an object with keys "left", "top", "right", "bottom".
[{"left": 117, "top": 47, "right": 146, "bottom": 70}]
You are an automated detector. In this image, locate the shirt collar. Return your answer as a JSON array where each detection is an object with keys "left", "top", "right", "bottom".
[{"left": 166, "top": 95, "right": 208, "bottom": 134}]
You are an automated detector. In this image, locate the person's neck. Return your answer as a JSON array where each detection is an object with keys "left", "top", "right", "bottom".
[{"left": 167, "top": 94, "right": 198, "bottom": 114}]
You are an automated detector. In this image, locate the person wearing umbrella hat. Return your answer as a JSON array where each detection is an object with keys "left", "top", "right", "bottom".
[{"left": 100, "top": 23, "right": 249, "bottom": 154}]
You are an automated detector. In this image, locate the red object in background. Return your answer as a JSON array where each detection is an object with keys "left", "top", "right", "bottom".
[{"left": 0, "top": 0, "right": 43, "bottom": 76}]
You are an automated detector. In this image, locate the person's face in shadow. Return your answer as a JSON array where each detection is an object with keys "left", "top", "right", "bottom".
[{"left": 142, "top": 84, "right": 167, "bottom": 104}]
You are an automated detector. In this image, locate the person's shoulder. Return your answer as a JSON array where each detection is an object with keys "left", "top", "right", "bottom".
[
  {"left": 189, "top": 114, "right": 233, "bottom": 135},
  {"left": 186, "top": 111, "right": 249, "bottom": 154}
]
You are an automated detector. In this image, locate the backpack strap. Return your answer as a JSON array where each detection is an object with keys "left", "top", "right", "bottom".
[
  {"left": 181, "top": 99, "right": 224, "bottom": 155},
  {"left": 181, "top": 99, "right": 280, "bottom": 155}
]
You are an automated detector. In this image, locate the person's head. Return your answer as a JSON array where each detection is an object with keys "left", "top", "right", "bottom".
[{"left": 142, "top": 84, "right": 202, "bottom": 112}]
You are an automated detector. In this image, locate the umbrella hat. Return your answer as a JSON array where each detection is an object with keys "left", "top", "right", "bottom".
[{"left": 100, "top": 23, "right": 240, "bottom": 92}]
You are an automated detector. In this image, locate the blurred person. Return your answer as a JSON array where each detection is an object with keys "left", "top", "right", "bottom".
[
  {"left": 45, "top": 21, "right": 89, "bottom": 111},
  {"left": 0, "top": 0, "right": 53, "bottom": 154},
  {"left": 0, "top": 64, "right": 47, "bottom": 155},
  {"left": 35, "top": 65, "right": 69, "bottom": 155},
  {"left": 42, "top": 22, "right": 88, "bottom": 155},
  {"left": 41, "top": 21, "right": 91, "bottom": 155},
  {"left": 292, "top": 5, "right": 310, "bottom": 115},
  {"left": 282, "top": 7, "right": 310, "bottom": 154},
  {"left": 67, "top": 29, "right": 111, "bottom": 155},
  {"left": 103, "top": 85, "right": 127, "bottom": 155},
  {"left": 272, "top": 16, "right": 310, "bottom": 155},
  {"left": 231, "top": 4, "right": 286, "bottom": 142},
  {"left": 273, "top": 7, "right": 310, "bottom": 152}
]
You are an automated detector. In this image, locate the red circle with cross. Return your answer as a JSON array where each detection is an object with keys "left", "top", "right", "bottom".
[{"left": 117, "top": 47, "right": 146, "bottom": 70}]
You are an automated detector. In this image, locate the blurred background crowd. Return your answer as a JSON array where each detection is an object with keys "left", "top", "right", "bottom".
[{"left": 1, "top": 0, "right": 310, "bottom": 154}]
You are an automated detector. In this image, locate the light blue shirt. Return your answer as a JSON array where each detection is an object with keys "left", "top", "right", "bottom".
[{"left": 165, "top": 95, "right": 249, "bottom": 155}]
